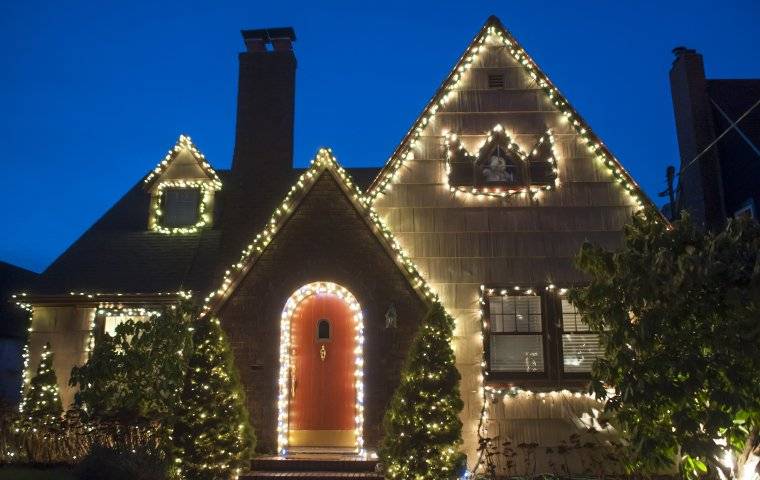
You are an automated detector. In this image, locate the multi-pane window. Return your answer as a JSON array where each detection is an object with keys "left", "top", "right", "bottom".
[
  {"left": 488, "top": 295, "right": 544, "bottom": 373},
  {"left": 161, "top": 188, "right": 201, "bottom": 227},
  {"left": 560, "top": 299, "right": 603, "bottom": 373},
  {"left": 484, "top": 289, "right": 603, "bottom": 384}
]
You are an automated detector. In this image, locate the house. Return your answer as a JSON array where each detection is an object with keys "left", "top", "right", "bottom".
[
  {"left": 0, "top": 262, "right": 38, "bottom": 405},
  {"left": 669, "top": 47, "right": 760, "bottom": 229},
  {"left": 14, "top": 16, "right": 654, "bottom": 474}
]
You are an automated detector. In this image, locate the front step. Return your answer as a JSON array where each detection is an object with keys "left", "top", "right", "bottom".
[
  {"left": 244, "top": 455, "right": 383, "bottom": 480},
  {"left": 243, "top": 472, "right": 383, "bottom": 479}
]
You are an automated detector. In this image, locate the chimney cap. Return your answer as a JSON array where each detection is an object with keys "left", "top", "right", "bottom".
[
  {"left": 672, "top": 46, "right": 697, "bottom": 58},
  {"left": 242, "top": 27, "right": 296, "bottom": 42}
]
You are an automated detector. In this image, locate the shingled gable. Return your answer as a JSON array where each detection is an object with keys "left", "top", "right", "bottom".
[
  {"left": 368, "top": 15, "right": 658, "bottom": 213},
  {"left": 143, "top": 134, "right": 222, "bottom": 187},
  {"left": 200, "top": 148, "right": 435, "bottom": 319}
]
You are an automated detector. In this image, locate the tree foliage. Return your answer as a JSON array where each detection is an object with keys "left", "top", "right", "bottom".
[
  {"left": 69, "top": 303, "right": 193, "bottom": 437},
  {"left": 19, "top": 342, "right": 63, "bottom": 430},
  {"left": 570, "top": 209, "right": 760, "bottom": 479},
  {"left": 173, "top": 317, "right": 254, "bottom": 480},
  {"left": 381, "top": 302, "right": 465, "bottom": 480}
]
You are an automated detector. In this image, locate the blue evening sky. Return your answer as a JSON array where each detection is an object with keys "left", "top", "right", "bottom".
[{"left": 2, "top": 0, "right": 759, "bottom": 272}]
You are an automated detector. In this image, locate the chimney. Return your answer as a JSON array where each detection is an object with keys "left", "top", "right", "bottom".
[
  {"left": 669, "top": 46, "right": 726, "bottom": 229},
  {"left": 231, "top": 27, "right": 297, "bottom": 192}
]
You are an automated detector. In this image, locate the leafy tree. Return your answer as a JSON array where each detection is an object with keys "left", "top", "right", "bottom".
[
  {"left": 173, "top": 317, "right": 254, "bottom": 480},
  {"left": 69, "top": 303, "right": 193, "bottom": 444},
  {"left": 19, "top": 342, "right": 63, "bottom": 430},
  {"left": 381, "top": 302, "right": 464, "bottom": 480},
  {"left": 570, "top": 209, "right": 760, "bottom": 479}
]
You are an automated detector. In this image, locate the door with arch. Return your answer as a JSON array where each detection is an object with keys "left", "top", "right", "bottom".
[{"left": 288, "top": 293, "right": 355, "bottom": 448}]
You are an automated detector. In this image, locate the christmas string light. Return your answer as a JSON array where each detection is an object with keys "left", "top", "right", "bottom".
[
  {"left": 276, "top": 282, "right": 365, "bottom": 456},
  {"left": 470, "top": 284, "right": 607, "bottom": 475},
  {"left": 201, "top": 148, "right": 438, "bottom": 320},
  {"left": 143, "top": 134, "right": 221, "bottom": 186},
  {"left": 444, "top": 125, "right": 558, "bottom": 199},
  {"left": 144, "top": 135, "right": 222, "bottom": 235},
  {"left": 367, "top": 22, "right": 652, "bottom": 214}
]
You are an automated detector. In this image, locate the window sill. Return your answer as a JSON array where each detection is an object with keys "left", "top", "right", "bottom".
[{"left": 484, "top": 376, "right": 591, "bottom": 392}]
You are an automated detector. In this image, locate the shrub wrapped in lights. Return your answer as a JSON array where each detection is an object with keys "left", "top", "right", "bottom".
[
  {"left": 173, "top": 317, "right": 254, "bottom": 480},
  {"left": 381, "top": 302, "right": 464, "bottom": 479},
  {"left": 19, "top": 342, "right": 63, "bottom": 430}
]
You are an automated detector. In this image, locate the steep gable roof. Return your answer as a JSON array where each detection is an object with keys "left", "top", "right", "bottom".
[
  {"left": 200, "top": 148, "right": 436, "bottom": 318},
  {"left": 368, "top": 15, "right": 657, "bottom": 214},
  {"left": 143, "top": 134, "right": 222, "bottom": 188}
]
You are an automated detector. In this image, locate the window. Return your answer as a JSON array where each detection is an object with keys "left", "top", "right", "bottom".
[
  {"left": 444, "top": 127, "right": 557, "bottom": 193},
  {"left": 488, "top": 294, "right": 544, "bottom": 373},
  {"left": 488, "top": 74, "right": 505, "bottom": 89},
  {"left": 483, "top": 287, "right": 603, "bottom": 385},
  {"left": 560, "top": 300, "right": 603, "bottom": 373},
  {"left": 103, "top": 315, "right": 149, "bottom": 342},
  {"left": 479, "top": 145, "right": 522, "bottom": 185},
  {"left": 161, "top": 188, "right": 201, "bottom": 227},
  {"left": 317, "top": 319, "right": 330, "bottom": 341}
]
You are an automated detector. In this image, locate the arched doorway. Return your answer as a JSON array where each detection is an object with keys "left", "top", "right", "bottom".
[{"left": 277, "top": 282, "right": 364, "bottom": 455}]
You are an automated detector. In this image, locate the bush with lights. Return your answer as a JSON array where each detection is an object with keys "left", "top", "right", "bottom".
[
  {"left": 19, "top": 342, "right": 63, "bottom": 430},
  {"left": 173, "top": 317, "right": 254, "bottom": 480},
  {"left": 381, "top": 302, "right": 464, "bottom": 479}
]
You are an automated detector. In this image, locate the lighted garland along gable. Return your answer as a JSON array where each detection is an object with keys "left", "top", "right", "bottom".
[
  {"left": 276, "top": 282, "right": 365, "bottom": 456},
  {"left": 145, "top": 135, "right": 223, "bottom": 235},
  {"left": 200, "top": 148, "right": 438, "bottom": 319},
  {"left": 470, "top": 284, "right": 606, "bottom": 475},
  {"left": 445, "top": 124, "right": 557, "bottom": 199},
  {"left": 143, "top": 134, "right": 221, "bottom": 186},
  {"left": 368, "top": 21, "right": 649, "bottom": 213}
]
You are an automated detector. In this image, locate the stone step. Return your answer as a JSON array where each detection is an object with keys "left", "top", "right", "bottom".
[
  {"left": 251, "top": 456, "right": 378, "bottom": 473},
  {"left": 242, "top": 472, "right": 384, "bottom": 479}
]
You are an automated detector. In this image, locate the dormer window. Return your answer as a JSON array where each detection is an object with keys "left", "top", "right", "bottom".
[
  {"left": 161, "top": 187, "right": 201, "bottom": 227},
  {"left": 444, "top": 126, "right": 558, "bottom": 198},
  {"left": 144, "top": 135, "right": 222, "bottom": 234}
]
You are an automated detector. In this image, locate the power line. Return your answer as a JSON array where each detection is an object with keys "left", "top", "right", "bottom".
[{"left": 678, "top": 97, "right": 760, "bottom": 177}]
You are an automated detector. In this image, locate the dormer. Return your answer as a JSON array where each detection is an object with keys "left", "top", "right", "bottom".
[{"left": 144, "top": 135, "right": 222, "bottom": 234}]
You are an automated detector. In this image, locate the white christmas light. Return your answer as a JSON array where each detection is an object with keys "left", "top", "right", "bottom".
[{"left": 276, "top": 282, "right": 365, "bottom": 456}]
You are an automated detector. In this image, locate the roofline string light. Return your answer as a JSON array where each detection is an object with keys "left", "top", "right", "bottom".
[
  {"left": 200, "top": 148, "right": 438, "bottom": 319},
  {"left": 367, "top": 23, "right": 649, "bottom": 213},
  {"left": 444, "top": 125, "right": 558, "bottom": 199},
  {"left": 143, "top": 134, "right": 222, "bottom": 186},
  {"left": 276, "top": 282, "right": 365, "bottom": 457}
]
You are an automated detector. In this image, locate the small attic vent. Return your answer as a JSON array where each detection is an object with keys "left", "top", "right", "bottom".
[{"left": 488, "top": 74, "right": 505, "bottom": 89}]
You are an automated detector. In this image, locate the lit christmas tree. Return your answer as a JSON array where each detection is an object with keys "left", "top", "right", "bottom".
[
  {"left": 19, "top": 342, "right": 63, "bottom": 430},
  {"left": 173, "top": 317, "right": 254, "bottom": 480},
  {"left": 381, "top": 302, "right": 464, "bottom": 479}
]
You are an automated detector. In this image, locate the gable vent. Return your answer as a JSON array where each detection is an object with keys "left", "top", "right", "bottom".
[{"left": 488, "top": 73, "right": 505, "bottom": 89}]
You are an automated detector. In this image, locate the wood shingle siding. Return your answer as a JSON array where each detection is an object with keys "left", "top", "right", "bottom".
[{"left": 373, "top": 23, "right": 638, "bottom": 472}]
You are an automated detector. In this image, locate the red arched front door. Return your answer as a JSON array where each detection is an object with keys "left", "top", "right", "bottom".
[{"left": 289, "top": 293, "right": 355, "bottom": 448}]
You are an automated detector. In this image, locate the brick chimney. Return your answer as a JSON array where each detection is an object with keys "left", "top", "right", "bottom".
[
  {"left": 231, "top": 27, "right": 297, "bottom": 192},
  {"left": 669, "top": 46, "right": 726, "bottom": 229}
]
